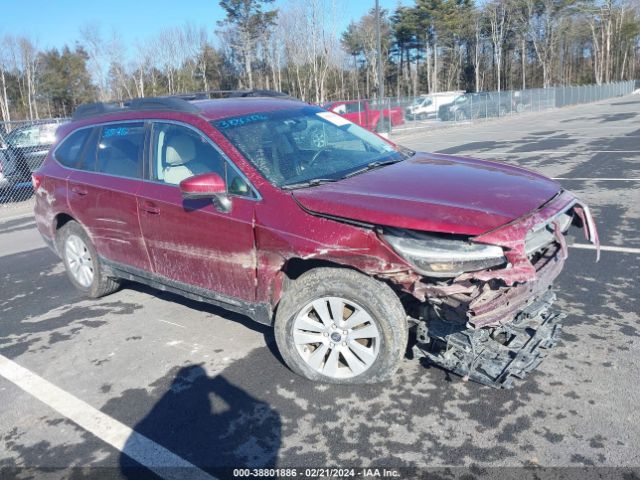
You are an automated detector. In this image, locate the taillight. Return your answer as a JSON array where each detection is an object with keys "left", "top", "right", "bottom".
[{"left": 32, "top": 173, "right": 42, "bottom": 191}]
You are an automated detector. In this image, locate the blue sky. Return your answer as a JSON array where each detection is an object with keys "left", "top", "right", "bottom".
[{"left": 0, "top": 0, "right": 402, "bottom": 51}]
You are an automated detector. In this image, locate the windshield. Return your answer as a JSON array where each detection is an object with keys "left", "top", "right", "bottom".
[{"left": 212, "top": 106, "right": 403, "bottom": 188}]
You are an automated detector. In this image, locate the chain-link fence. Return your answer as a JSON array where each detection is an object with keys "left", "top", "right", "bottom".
[
  {"left": 386, "top": 80, "right": 637, "bottom": 132},
  {"left": 0, "top": 119, "right": 68, "bottom": 209},
  {"left": 325, "top": 80, "right": 636, "bottom": 134}
]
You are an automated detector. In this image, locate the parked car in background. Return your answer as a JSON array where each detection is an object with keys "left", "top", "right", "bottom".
[
  {"left": 0, "top": 121, "right": 61, "bottom": 200},
  {"left": 405, "top": 91, "right": 464, "bottom": 120},
  {"left": 34, "top": 93, "right": 599, "bottom": 388},
  {"left": 323, "top": 100, "right": 405, "bottom": 132},
  {"left": 438, "top": 92, "right": 511, "bottom": 121}
]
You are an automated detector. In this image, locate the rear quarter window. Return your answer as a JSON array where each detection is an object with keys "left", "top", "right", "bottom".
[{"left": 54, "top": 129, "right": 92, "bottom": 168}]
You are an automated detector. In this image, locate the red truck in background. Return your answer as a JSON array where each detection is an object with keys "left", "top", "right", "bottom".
[{"left": 323, "top": 100, "right": 405, "bottom": 133}]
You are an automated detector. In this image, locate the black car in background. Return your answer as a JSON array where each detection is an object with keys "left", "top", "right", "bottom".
[
  {"left": 0, "top": 122, "right": 61, "bottom": 201},
  {"left": 438, "top": 92, "right": 511, "bottom": 121}
]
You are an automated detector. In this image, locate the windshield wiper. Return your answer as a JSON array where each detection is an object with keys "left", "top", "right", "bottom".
[
  {"left": 342, "top": 158, "right": 403, "bottom": 179},
  {"left": 281, "top": 178, "right": 338, "bottom": 190}
]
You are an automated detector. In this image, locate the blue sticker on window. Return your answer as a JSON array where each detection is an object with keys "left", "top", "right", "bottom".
[
  {"left": 215, "top": 114, "right": 268, "bottom": 130},
  {"left": 103, "top": 127, "right": 130, "bottom": 138}
]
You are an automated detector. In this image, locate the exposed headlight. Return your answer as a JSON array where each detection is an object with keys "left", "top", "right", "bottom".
[{"left": 382, "top": 228, "right": 506, "bottom": 278}]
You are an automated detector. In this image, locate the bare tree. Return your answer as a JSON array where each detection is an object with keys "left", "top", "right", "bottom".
[
  {"left": 80, "top": 24, "right": 110, "bottom": 101},
  {"left": 0, "top": 37, "right": 11, "bottom": 123},
  {"left": 486, "top": 0, "right": 511, "bottom": 92},
  {"left": 525, "top": 0, "right": 565, "bottom": 88}
]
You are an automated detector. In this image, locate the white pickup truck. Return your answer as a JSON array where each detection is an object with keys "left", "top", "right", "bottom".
[{"left": 406, "top": 91, "right": 464, "bottom": 120}]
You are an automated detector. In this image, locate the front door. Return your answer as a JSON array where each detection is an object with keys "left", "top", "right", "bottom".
[{"left": 137, "top": 121, "right": 257, "bottom": 302}]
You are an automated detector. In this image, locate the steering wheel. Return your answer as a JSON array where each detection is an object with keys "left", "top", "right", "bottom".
[{"left": 307, "top": 148, "right": 332, "bottom": 169}]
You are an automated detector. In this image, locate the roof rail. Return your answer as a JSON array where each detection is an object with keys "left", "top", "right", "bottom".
[
  {"left": 183, "top": 89, "right": 291, "bottom": 99},
  {"left": 72, "top": 102, "right": 122, "bottom": 120},
  {"left": 72, "top": 96, "right": 201, "bottom": 120},
  {"left": 230, "top": 89, "right": 290, "bottom": 98},
  {"left": 125, "top": 97, "right": 200, "bottom": 113},
  {"left": 72, "top": 90, "right": 292, "bottom": 120}
]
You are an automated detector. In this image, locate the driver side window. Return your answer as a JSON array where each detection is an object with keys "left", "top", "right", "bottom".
[
  {"left": 152, "top": 123, "right": 224, "bottom": 185},
  {"left": 151, "top": 122, "right": 254, "bottom": 198}
]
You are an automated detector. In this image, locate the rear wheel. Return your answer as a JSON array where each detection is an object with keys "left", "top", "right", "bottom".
[
  {"left": 57, "top": 221, "right": 120, "bottom": 298},
  {"left": 274, "top": 268, "right": 407, "bottom": 384}
]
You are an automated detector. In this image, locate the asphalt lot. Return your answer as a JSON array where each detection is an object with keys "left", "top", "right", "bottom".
[{"left": 1, "top": 96, "right": 639, "bottom": 478}]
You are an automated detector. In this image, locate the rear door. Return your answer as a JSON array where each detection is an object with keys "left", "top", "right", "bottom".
[
  {"left": 136, "top": 121, "right": 257, "bottom": 301},
  {"left": 67, "top": 122, "right": 151, "bottom": 272}
]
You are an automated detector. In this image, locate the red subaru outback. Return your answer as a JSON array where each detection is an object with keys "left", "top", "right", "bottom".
[{"left": 33, "top": 93, "right": 599, "bottom": 388}]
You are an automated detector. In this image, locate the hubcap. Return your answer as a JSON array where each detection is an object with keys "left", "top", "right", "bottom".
[
  {"left": 293, "top": 296, "right": 380, "bottom": 379},
  {"left": 65, "top": 234, "right": 94, "bottom": 288}
]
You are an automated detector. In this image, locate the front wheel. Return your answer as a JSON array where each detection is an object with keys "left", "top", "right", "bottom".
[
  {"left": 57, "top": 221, "right": 120, "bottom": 298},
  {"left": 274, "top": 268, "right": 408, "bottom": 384}
]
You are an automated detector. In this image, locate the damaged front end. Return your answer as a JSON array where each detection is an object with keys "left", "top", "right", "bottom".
[{"left": 382, "top": 191, "right": 599, "bottom": 388}]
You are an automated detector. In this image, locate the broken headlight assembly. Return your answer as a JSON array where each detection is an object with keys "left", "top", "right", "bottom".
[{"left": 382, "top": 228, "right": 507, "bottom": 278}]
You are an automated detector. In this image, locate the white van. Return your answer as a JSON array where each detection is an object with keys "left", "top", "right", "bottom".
[{"left": 406, "top": 91, "right": 465, "bottom": 120}]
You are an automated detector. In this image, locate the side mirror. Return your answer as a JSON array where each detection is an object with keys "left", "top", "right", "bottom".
[{"left": 179, "top": 172, "right": 232, "bottom": 212}]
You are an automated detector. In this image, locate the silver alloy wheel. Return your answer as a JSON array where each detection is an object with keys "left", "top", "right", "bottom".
[
  {"left": 293, "top": 296, "right": 381, "bottom": 379},
  {"left": 64, "top": 234, "right": 94, "bottom": 288}
]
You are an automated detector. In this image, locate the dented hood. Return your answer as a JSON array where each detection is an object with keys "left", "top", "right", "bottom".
[{"left": 292, "top": 152, "right": 562, "bottom": 236}]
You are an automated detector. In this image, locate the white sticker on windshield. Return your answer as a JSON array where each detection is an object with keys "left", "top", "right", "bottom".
[{"left": 316, "top": 111, "right": 352, "bottom": 127}]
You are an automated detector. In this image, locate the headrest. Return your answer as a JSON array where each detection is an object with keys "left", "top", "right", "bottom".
[{"left": 166, "top": 136, "right": 196, "bottom": 166}]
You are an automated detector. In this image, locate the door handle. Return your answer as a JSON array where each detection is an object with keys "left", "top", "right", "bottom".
[
  {"left": 141, "top": 201, "right": 160, "bottom": 215},
  {"left": 71, "top": 186, "right": 88, "bottom": 196}
]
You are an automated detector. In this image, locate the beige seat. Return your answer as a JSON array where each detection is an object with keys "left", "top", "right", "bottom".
[{"left": 163, "top": 136, "right": 207, "bottom": 185}]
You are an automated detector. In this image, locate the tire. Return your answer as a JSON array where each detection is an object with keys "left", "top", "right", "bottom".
[
  {"left": 274, "top": 267, "right": 408, "bottom": 384},
  {"left": 455, "top": 110, "right": 467, "bottom": 121},
  {"left": 57, "top": 221, "right": 120, "bottom": 298}
]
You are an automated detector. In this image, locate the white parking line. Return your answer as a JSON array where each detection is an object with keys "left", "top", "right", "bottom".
[
  {"left": 552, "top": 178, "right": 640, "bottom": 181},
  {"left": 0, "top": 354, "right": 215, "bottom": 480},
  {"left": 572, "top": 243, "right": 640, "bottom": 254},
  {"left": 0, "top": 212, "right": 34, "bottom": 224},
  {"left": 158, "top": 319, "right": 186, "bottom": 328},
  {"left": 461, "top": 150, "right": 640, "bottom": 154}
]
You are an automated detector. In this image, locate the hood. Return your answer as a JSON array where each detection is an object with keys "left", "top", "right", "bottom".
[{"left": 292, "top": 152, "right": 562, "bottom": 236}]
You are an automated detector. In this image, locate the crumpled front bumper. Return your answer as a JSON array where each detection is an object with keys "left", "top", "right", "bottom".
[
  {"left": 414, "top": 290, "right": 563, "bottom": 388},
  {"left": 410, "top": 191, "right": 599, "bottom": 387},
  {"left": 411, "top": 191, "right": 599, "bottom": 328}
]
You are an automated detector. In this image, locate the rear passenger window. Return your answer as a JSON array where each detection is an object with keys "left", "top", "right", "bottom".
[
  {"left": 55, "top": 129, "right": 91, "bottom": 168},
  {"left": 96, "top": 123, "right": 145, "bottom": 178}
]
